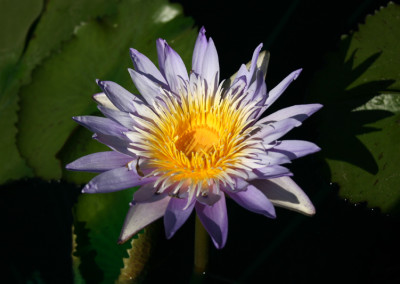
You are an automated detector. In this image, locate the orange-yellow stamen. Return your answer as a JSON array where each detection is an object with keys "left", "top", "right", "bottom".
[{"left": 128, "top": 76, "right": 260, "bottom": 194}]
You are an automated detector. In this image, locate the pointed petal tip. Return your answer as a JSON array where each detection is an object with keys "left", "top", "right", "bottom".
[
  {"left": 314, "top": 103, "right": 324, "bottom": 110},
  {"left": 65, "top": 162, "right": 73, "bottom": 170},
  {"left": 129, "top": 47, "right": 138, "bottom": 56},
  {"left": 256, "top": 43, "right": 263, "bottom": 52},
  {"left": 165, "top": 229, "right": 175, "bottom": 240},
  {"left": 157, "top": 38, "right": 167, "bottom": 47},
  {"left": 117, "top": 236, "right": 128, "bottom": 245},
  {"left": 200, "top": 26, "right": 206, "bottom": 34},
  {"left": 293, "top": 68, "right": 303, "bottom": 80},
  {"left": 302, "top": 202, "right": 316, "bottom": 216},
  {"left": 213, "top": 236, "right": 227, "bottom": 249},
  {"left": 82, "top": 184, "right": 91, "bottom": 193},
  {"left": 96, "top": 79, "right": 106, "bottom": 89}
]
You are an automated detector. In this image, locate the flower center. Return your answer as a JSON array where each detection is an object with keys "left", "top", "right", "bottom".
[
  {"left": 175, "top": 125, "right": 220, "bottom": 157},
  {"left": 128, "top": 75, "right": 260, "bottom": 195}
]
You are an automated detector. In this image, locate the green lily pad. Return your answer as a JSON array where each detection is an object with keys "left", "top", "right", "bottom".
[
  {"left": 308, "top": 2, "right": 400, "bottom": 214},
  {"left": 0, "top": 0, "right": 119, "bottom": 184},
  {"left": 0, "top": 0, "right": 43, "bottom": 184}
]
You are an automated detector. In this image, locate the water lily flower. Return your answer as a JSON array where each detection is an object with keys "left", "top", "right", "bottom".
[{"left": 66, "top": 27, "right": 321, "bottom": 249}]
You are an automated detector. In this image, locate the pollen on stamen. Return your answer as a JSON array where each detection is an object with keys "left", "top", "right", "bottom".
[{"left": 130, "top": 75, "right": 262, "bottom": 196}]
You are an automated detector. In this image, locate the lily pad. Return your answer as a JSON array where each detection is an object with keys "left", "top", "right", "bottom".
[
  {"left": 0, "top": 0, "right": 119, "bottom": 184},
  {"left": 308, "top": 2, "right": 400, "bottom": 214},
  {"left": 0, "top": 0, "right": 43, "bottom": 184}
]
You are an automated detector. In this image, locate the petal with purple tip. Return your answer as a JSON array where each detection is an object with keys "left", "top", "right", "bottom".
[
  {"left": 97, "top": 80, "right": 139, "bottom": 112},
  {"left": 192, "top": 27, "right": 207, "bottom": 74},
  {"left": 156, "top": 38, "right": 167, "bottom": 76},
  {"left": 130, "top": 48, "right": 167, "bottom": 85},
  {"left": 248, "top": 43, "right": 263, "bottom": 83},
  {"left": 201, "top": 37, "right": 219, "bottom": 84},
  {"left": 250, "top": 176, "right": 315, "bottom": 216},
  {"left": 163, "top": 43, "right": 188, "bottom": 92},
  {"left": 164, "top": 197, "right": 196, "bottom": 239},
  {"left": 226, "top": 185, "right": 276, "bottom": 218},
  {"left": 195, "top": 193, "right": 228, "bottom": 249},
  {"left": 82, "top": 167, "right": 148, "bottom": 193},
  {"left": 118, "top": 196, "right": 171, "bottom": 244},
  {"left": 66, "top": 151, "right": 133, "bottom": 173},
  {"left": 257, "top": 69, "right": 302, "bottom": 118},
  {"left": 267, "top": 68, "right": 302, "bottom": 105}
]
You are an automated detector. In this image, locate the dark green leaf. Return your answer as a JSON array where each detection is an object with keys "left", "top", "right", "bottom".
[
  {"left": 308, "top": 2, "right": 400, "bottom": 214},
  {"left": 0, "top": 0, "right": 119, "bottom": 184},
  {"left": 0, "top": 0, "right": 43, "bottom": 183}
]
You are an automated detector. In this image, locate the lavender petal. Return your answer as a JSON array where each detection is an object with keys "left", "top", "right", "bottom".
[
  {"left": 118, "top": 196, "right": 171, "bottom": 244},
  {"left": 82, "top": 167, "right": 149, "bottom": 193},
  {"left": 256, "top": 69, "right": 302, "bottom": 118},
  {"left": 163, "top": 43, "right": 189, "bottom": 92},
  {"left": 272, "top": 140, "right": 321, "bottom": 160},
  {"left": 195, "top": 192, "right": 228, "bottom": 249},
  {"left": 93, "top": 133, "right": 133, "bottom": 157},
  {"left": 192, "top": 26, "right": 208, "bottom": 74},
  {"left": 72, "top": 116, "right": 127, "bottom": 137},
  {"left": 133, "top": 182, "right": 165, "bottom": 203},
  {"left": 255, "top": 118, "right": 302, "bottom": 143},
  {"left": 66, "top": 151, "right": 133, "bottom": 173},
  {"left": 252, "top": 165, "right": 292, "bottom": 180},
  {"left": 130, "top": 48, "right": 167, "bottom": 85},
  {"left": 98, "top": 105, "right": 135, "bottom": 130},
  {"left": 156, "top": 38, "right": 167, "bottom": 76},
  {"left": 201, "top": 37, "right": 219, "bottom": 85},
  {"left": 259, "top": 104, "right": 323, "bottom": 124},
  {"left": 226, "top": 185, "right": 276, "bottom": 218},
  {"left": 248, "top": 43, "right": 263, "bottom": 83},
  {"left": 97, "top": 80, "right": 139, "bottom": 112},
  {"left": 164, "top": 197, "right": 196, "bottom": 239},
  {"left": 128, "top": 68, "right": 161, "bottom": 105}
]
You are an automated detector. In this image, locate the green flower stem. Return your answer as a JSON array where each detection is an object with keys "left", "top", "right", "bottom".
[{"left": 193, "top": 215, "right": 209, "bottom": 276}]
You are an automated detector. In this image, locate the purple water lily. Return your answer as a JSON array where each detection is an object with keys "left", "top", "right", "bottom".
[{"left": 66, "top": 27, "right": 321, "bottom": 249}]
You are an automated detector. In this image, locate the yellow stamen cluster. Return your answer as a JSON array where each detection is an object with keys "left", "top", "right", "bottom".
[{"left": 130, "top": 76, "right": 261, "bottom": 195}]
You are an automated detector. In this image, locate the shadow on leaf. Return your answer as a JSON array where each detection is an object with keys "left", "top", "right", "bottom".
[{"left": 309, "top": 36, "right": 395, "bottom": 175}]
